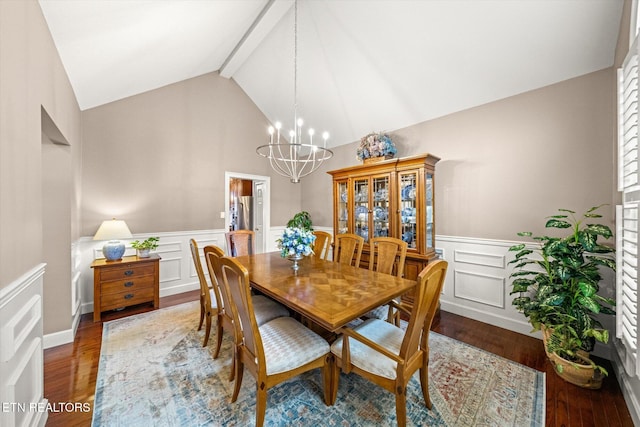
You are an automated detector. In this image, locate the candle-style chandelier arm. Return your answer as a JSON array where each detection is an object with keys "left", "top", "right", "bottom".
[{"left": 256, "top": 138, "right": 333, "bottom": 183}]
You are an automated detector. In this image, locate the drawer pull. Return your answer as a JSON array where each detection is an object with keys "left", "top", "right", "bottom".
[
  {"left": 124, "top": 281, "right": 134, "bottom": 287},
  {"left": 124, "top": 270, "right": 134, "bottom": 276},
  {"left": 124, "top": 294, "right": 134, "bottom": 300}
]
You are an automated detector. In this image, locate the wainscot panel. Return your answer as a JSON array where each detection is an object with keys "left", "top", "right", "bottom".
[
  {"left": 453, "top": 270, "right": 505, "bottom": 308},
  {"left": 0, "top": 263, "right": 48, "bottom": 427}
]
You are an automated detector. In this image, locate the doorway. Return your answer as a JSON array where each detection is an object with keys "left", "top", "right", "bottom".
[{"left": 224, "top": 172, "right": 270, "bottom": 253}]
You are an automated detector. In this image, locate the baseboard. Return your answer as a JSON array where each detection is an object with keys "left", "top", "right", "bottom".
[
  {"left": 440, "top": 300, "right": 536, "bottom": 337},
  {"left": 160, "top": 281, "right": 199, "bottom": 298},
  {"left": 42, "top": 308, "right": 81, "bottom": 350},
  {"left": 43, "top": 328, "right": 74, "bottom": 350}
]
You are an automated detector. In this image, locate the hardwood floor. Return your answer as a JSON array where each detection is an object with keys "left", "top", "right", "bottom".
[{"left": 44, "top": 291, "right": 634, "bottom": 426}]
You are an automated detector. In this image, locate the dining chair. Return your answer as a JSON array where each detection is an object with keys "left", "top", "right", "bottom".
[
  {"left": 329, "top": 259, "right": 448, "bottom": 427},
  {"left": 312, "top": 230, "right": 332, "bottom": 261},
  {"left": 225, "top": 229, "right": 255, "bottom": 257},
  {"left": 219, "top": 256, "right": 332, "bottom": 427},
  {"left": 204, "top": 245, "right": 290, "bottom": 380},
  {"left": 334, "top": 233, "right": 364, "bottom": 267},
  {"left": 364, "top": 237, "right": 408, "bottom": 324},
  {"left": 189, "top": 239, "right": 219, "bottom": 347}
]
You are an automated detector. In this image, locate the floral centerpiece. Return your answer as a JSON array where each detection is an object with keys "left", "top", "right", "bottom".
[
  {"left": 277, "top": 227, "right": 316, "bottom": 270},
  {"left": 357, "top": 132, "right": 397, "bottom": 162}
]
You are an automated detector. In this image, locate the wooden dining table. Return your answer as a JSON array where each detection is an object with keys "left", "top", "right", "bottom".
[{"left": 233, "top": 251, "right": 416, "bottom": 332}]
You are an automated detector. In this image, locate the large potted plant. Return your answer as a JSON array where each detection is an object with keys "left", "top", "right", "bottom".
[{"left": 509, "top": 206, "right": 615, "bottom": 389}]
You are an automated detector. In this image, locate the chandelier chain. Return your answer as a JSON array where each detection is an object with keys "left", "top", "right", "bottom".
[{"left": 293, "top": 0, "right": 298, "bottom": 128}]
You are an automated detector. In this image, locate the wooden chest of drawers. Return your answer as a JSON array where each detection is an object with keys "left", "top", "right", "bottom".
[{"left": 91, "top": 254, "right": 160, "bottom": 322}]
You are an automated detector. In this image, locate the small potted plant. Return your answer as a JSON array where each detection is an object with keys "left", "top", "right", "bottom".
[
  {"left": 130, "top": 237, "right": 159, "bottom": 258},
  {"left": 287, "top": 211, "right": 313, "bottom": 231},
  {"left": 508, "top": 205, "right": 615, "bottom": 389}
]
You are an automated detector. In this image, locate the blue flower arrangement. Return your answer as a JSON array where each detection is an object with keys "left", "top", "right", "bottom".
[
  {"left": 356, "top": 132, "right": 397, "bottom": 161},
  {"left": 277, "top": 227, "right": 316, "bottom": 258}
]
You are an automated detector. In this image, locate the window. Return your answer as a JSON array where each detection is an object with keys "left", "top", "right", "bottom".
[{"left": 617, "top": 34, "right": 640, "bottom": 378}]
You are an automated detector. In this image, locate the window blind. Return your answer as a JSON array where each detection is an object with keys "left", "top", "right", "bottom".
[
  {"left": 619, "top": 54, "right": 639, "bottom": 192},
  {"left": 617, "top": 35, "right": 640, "bottom": 378},
  {"left": 617, "top": 204, "right": 639, "bottom": 377}
]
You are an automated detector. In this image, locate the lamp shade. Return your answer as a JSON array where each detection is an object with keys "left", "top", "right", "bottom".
[{"left": 93, "top": 219, "right": 133, "bottom": 261}]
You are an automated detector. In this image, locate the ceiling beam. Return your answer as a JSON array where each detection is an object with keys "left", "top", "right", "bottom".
[{"left": 220, "top": 0, "right": 293, "bottom": 79}]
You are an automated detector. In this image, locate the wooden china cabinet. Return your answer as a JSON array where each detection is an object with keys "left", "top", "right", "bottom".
[{"left": 327, "top": 153, "right": 440, "bottom": 305}]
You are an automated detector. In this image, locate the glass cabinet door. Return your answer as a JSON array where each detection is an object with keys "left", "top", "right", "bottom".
[
  {"left": 398, "top": 172, "right": 418, "bottom": 250},
  {"left": 337, "top": 180, "right": 348, "bottom": 234},
  {"left": 426, "top": 173, "right": 434, "bottom": 249},
  {"left": 372, "top": 175, "right": 390, "bottom": 239},
  {"left": 353, "top": 178, "right": 369, "bottom": 242}
]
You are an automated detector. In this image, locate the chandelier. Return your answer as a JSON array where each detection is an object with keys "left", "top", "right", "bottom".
[{"left": 256, "top": 0, "right": 333, "bottom": 184}]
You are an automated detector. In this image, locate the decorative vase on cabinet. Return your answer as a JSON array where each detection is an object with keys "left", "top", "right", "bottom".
[{"left": 328, "top": 153, "right": 440, "bottom": 307}]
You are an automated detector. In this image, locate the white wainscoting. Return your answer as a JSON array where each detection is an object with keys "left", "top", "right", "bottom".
[
  {"left": 437, "top": 235, "right": 614, "bottom": 360},
  {"left": 58, "top": 231, "right": 614, "bottom": 360},
  {"left": 0, "top": 263, "right": 48, "bottom": 427},
  {"left": 437, "top": 235, "right": 532, "bottom": 335},
  {"left": 78, "top": 230, "right": 227, "bottom": 317},
  {"left": 75, "top": 227, "right": 294, "bottom": 317}
]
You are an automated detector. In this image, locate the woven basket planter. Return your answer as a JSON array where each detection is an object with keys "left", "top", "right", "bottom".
[{"left": 541, "top": 325, "right": 603, "bottom": 389}]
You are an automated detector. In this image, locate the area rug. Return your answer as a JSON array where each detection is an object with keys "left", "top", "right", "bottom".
[{"left": 92, "top": 301, "right": 545, "bottom": 426}]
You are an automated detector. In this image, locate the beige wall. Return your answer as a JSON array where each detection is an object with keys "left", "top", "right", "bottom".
[
  {"left": 0, "top": 0, "right": 82, "bottom": 335},
  {"left": 81, "top": 72, "right": 302, "bottom": 236},
  {"left": 304, "top": 68, "right": 616, "bottom": 242}
]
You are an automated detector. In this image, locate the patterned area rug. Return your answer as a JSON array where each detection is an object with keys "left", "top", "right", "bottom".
[{"left": 92, "top": 301, "right": 544, "bottom": 426}]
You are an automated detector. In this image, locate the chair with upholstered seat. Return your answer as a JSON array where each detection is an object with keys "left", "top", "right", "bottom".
[
  {"left": 225, "top": 229, "right": 255, "bottom": 256},
  {"left": 334, "top": 233, "right": 364, "bottom": 267},
  {"left": 363, "top": 237, "right": 408, "bottom": 324},
  {"left": 204, "top": 245, "right": 290, "bottom": 380},
  {"left": 189, "top": 239, "right": 220, "bottom": 348},
  {"left": 219, "top": 256, "right": 332, "bottom": 427},
  {"left": 329, "top": 260, "right": 448, "bottom": 427},
  {"left": 312, "top": 230, "right": 332, "bottom": 261}
]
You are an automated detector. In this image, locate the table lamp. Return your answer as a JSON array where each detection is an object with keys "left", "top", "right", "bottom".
[{"left": 93, "top": 219, "right": 133, "bottom": 261}]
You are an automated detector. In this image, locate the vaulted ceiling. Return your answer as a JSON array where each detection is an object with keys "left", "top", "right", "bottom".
[{"left": 38, "top": 0, "right": 624, "bottom": 148}]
